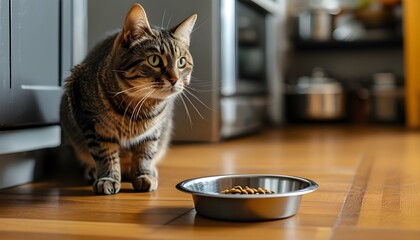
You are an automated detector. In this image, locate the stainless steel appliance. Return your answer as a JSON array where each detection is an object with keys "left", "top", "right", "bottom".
[
  {"left": 220, "top": 0, "right": 274, "bottom": 138},
  {"left": 87, "top": 0, "right": 283, "bottom": 141}
]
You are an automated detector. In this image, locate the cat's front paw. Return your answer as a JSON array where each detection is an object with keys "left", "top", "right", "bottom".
[
  {"left": 132, "top": 175, "right": 158, "bottom": 192},
  {"left": 93, "top": 177, "right": 121, "bottom": 195}
]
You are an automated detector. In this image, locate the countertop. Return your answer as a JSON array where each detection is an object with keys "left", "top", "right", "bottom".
[{"left": 0, "top": 126, "right": 419, "bottom": 239}]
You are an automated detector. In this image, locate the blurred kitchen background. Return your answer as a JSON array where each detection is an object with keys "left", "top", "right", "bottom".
[
  {"left": 285, "top": 0, "right": 405, "bottom": 126},
  {"left": 0, "top": 0, "right": 418, "bottom": 188},
  {"left": 86, "top": 0, "right": 407, "bottom": 142}
]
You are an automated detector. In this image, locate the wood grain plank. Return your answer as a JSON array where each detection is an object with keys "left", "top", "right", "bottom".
[{"left": 331, "top": 154, "right": 374, "bottom": 230}]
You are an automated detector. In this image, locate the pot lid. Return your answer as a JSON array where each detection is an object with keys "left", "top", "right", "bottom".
[{"left": 295, "top": 68, "right": 343, "bottom": 94}]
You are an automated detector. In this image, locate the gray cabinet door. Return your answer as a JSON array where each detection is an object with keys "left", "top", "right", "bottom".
[
  {"left": 0, "top": 0, "right": 11, "bottom": 124},
  {"left": 0, "top": 0, "right": 71, "bottom": 128},
  {"left": 11, "top": 0, "right": 60, "bottom": 87}
]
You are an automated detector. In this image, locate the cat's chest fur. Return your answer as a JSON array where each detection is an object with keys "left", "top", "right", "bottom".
[{"left": 96, "top": 96, "right": 173, "bottom": 148}]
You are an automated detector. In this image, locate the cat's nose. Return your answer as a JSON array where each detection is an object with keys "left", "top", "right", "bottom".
[
  {"left": 168, "top": 76, "right": 178, "bottom": 86},
  {"left": 166, "top": 73, "right": 178, "bottom": 85}
]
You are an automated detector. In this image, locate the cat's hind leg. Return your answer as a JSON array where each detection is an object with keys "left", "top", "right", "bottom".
[{"left": 75, "top": 150, "right": 97, "bottom": 184}]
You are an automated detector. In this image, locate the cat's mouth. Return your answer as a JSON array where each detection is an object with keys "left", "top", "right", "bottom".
[
  {"left": 122, "top": 78, "right": 183, "bottom": 100},
  {"left": 149, "top": 84, "right": 183, "bottom": 100},
  {"left": 164, "top": 79, "right": 184, "bottom": 92}
]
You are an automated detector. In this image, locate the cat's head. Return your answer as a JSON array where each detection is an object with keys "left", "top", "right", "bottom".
[{"left": 112, "top": 4, "right": 197, "bottom": 100}]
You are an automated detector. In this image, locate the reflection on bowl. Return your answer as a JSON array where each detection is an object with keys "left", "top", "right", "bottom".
[{"left": 176, "top": 174, "right": 319, "bottom": 221}]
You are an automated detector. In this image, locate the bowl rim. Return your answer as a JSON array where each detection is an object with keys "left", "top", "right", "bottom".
[{"left": 175, "top": 174, "right": 319, "bottom": 199}]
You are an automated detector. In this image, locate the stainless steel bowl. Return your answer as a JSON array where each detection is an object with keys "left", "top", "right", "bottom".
[{"left": 176, "top": 174, "right": 319, "bottom": 221}]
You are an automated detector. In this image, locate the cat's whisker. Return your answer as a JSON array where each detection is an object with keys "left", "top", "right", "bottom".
[
  {"left": 112, "top": 84, "right": 144, "bottom": 97},
  {"left": 128, "top": 101, "right": 140, "bottom": 135},
  {"left": 134, "top": 90, "right": 155, "bottom": 132},
  {"left": 181, "top": 92, "right": 205, "bottom": 120},
  {"left": 120, "top": 86, "right": 154, "bottom": 119},
  {"left": 115, "top": 85, "right": 155, "bottom": 100},
  {"left": 188, "top": 83, "right": 215, "bottom": 90},
  {"left": 161, "top": 9, "right": 166, "bottom": 29},
  {"left": 125, "top": 97, "right": 138, "bottom": 135},
  {"left": 129, "top": 89, "right": 155, "bottom": 133},
  {"left": 132, "top": 89, "right": 154, "bottom": 117},
  {"left": 189, "top": 78, "right": 212, "bottom": 85},
  {"left": 178, "top": 94, "right": 193, "bottom": 128},
  {"left": 123, "top": 87, "right": 154, "bottom": 134},
  {"left": 135, "top": 90, "right": 155, "bottom": 119},
  {"left": 123, "top": 97, "right": 136, "bottom": 118},
  {"left": 184, "top": 88, "right": 214, "bottom": 111},
  {"left": 185, "top": 85, "right": 215, "bottom": 93},
  {"left": 129, "top": 85, "right": 155, "bottom": 95},
  {"left": 113, "top": 87, "right": 140, "bottom": 98},
  {"left": 188, "top": 77, "right": 216, "bottom": 88},
  {"left": 191, "top": 19, "right": 207, "bottom": 35},
  {"left": 166, "top": 15, "right": 173, "bottom": 29},
  {"left": 187, "top": 79, "right": 215, "bottom": 92}
]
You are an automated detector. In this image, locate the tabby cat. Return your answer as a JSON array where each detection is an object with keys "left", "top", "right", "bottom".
[{"left": 60, "top": 3, "right": 197, "bottom": 195}]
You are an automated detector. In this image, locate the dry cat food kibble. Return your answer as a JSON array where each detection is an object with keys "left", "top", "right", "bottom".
[{"left": 220, "top": 185, "right": 275, "bottom": 194}]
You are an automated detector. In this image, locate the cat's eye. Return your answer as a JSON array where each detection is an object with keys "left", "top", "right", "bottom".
[
  {"left": 178, "top": 57, "right": 187, "bottom": 69},
  {"left": 148, "top": 55, "right": 161, "bottom": 67}
]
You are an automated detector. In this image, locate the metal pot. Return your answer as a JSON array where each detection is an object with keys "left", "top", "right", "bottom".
[
  {"left": 371, "top": 73, "right": 404, "bottom": 123},
  {"left": 289, "top": 68, "right": 346, "bottom": 120},
  {"left": 298, "top": 10, "right": 333, "bottom": 41}
]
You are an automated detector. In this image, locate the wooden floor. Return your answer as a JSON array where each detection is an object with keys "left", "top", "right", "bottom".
[{"left": 1, "top": 126, "right": 420, "bottom": 239}]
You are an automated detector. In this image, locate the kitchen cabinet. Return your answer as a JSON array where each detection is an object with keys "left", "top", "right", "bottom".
[
  {"left": 0, "top": 0, "right": 73, "bottom": 128},
  {"left": 0, "top": 0, "right": 84, "bottom": 189}
]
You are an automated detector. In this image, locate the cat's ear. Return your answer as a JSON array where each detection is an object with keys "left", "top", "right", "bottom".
[
  {"left": 172, "top": 14, "right": 197, "bottom": 46},
  {"left": 122, "top": 4, "right": 152, "bottom": 43}
]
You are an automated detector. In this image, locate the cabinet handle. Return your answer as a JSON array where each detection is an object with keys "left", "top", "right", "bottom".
[{"left": 21, "top": 85, "right": 62, "bottom": 91}]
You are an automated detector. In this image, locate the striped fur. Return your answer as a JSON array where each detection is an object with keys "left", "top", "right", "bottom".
[{"left": 60, "top": 4, "right": 197, "bottom": 195}]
